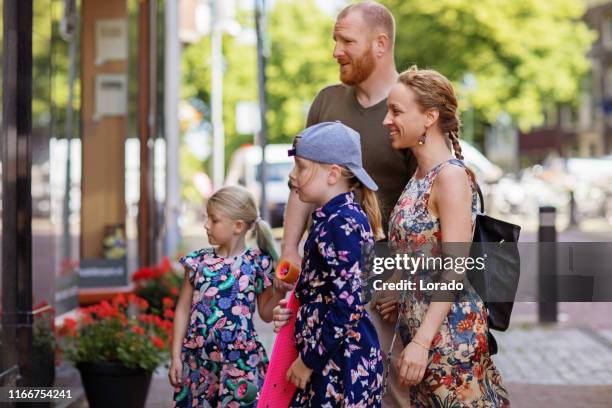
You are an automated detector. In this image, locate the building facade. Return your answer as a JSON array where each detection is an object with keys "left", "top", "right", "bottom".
[{"left": 0, "top": 0, "right": 170, "bottom": 389}]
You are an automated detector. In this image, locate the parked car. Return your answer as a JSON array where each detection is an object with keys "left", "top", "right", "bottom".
[{"left": 226, "top": 144, "right": 293, "bottom": 228}]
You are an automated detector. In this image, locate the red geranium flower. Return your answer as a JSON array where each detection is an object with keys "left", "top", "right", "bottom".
[
  {"left": 151, "top": 335, "right": 165, "bottom": 350},
  {"left": 57, "top": 293, "right": 171, "bottom": 372},
  {"left": 162, "top": 297, "right": 175, "bottom": 309}
]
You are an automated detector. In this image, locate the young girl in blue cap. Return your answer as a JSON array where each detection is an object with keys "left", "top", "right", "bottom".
[{"left": 274, "top": 121, "right": 384, "bottom": 407}]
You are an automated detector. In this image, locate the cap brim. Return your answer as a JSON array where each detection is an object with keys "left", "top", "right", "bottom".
[{"left": 348, "top": 165, "right": 378, "bottom": 192}]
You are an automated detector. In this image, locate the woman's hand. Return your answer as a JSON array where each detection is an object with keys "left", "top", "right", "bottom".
[
  {"left": 286, "top": 356, "right": 313, "bottom": 390},
  {"left": 397, "top": 340, "right": 429, "bottom": 387},
  {"left": 374, "top": 298, "right": 398, "bottom": 323},
  {"left": 168, "top": 357, "right": 183, "bottom": 387},
  {"left": 272, "top": 299, "right": 292, "bottom": 333}
]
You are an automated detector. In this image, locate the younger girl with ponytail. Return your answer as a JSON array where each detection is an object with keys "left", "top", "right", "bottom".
[
  {"left": 169, "top": 186, "right": 288, "bottom": 407},
  {"left": 273, "top": 121, "right": 384, "bottom": 407}
]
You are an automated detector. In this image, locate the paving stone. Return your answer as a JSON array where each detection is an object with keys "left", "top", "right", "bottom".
[{"left": 495, "top": 326, "right": 612, "bottom": 386}]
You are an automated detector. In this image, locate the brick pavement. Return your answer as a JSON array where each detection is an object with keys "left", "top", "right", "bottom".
[
  {"left": 494, "top": 326, "right": 612, "bottom": 385},
  {"left": 505, "top": 383, "right": 612, "bottom": 408}
]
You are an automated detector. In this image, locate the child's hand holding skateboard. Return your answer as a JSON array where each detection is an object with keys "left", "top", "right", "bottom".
[
  {"left": 273, "top": 299, "right": 293, "bottom": 333},
  {"left": 286, "top": 356, "right": 313, "bottom": 390}
]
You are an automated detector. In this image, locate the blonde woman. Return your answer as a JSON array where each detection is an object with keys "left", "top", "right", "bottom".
[{"left": 383, "top": 67, "right": 510, "bottom": 407}]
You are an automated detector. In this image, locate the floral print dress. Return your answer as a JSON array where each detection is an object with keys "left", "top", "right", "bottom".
[
  {"left": 291, "top": 192, "right": 384, "bottom": 408},
  {"left": 173, "top": 247, "right": 273, "bottom": 408},
  {"left": 388, "top": 159, "right": 511, "bottom": 408}
]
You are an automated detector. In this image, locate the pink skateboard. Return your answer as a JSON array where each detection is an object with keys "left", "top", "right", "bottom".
[{"left": 258, "top": 262, "right": 301, "bottom": 408}]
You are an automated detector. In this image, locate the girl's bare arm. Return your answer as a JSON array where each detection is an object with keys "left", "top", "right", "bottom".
[{"left": 171, "top": 269, "right": 194, "bottom": 361}]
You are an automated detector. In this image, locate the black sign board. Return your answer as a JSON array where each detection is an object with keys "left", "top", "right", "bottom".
[{"left": 79, "top": 258, "right": 128, "bottom": 288}]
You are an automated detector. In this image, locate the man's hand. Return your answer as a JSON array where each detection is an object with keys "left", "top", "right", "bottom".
[
  {"left": 286, "top": 356, "right": 313, "bottom": 390},
  {"left": 374, "top": 297, "right": 398, "bottom": 323},
  {"left": 280, "top": 249, "right": 302, "bottom": 272},
  {"left": 273, "top": 278, "right": 294, "bottom": 295}
]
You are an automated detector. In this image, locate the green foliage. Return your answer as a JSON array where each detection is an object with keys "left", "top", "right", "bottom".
[
  {"left": 33, "top": 314, "right": 56, "bottom": 357},
  {"left": 33, "top": 0, "right": 82, "bottom": 136},
  {"left": 380, "top": 0, "right": 595, "bottom": 131},
  {"left": 180, "top": 143, "right": 208, "bottom": 203},
  {"left": 266, "top": 0, "right": 338, "bottom": 142},
  {"left": 181, "top": 0, "right": 593, "bottom": 170},
  {"left": 181, "top": 0, "right": 338, "bottom": 189}
]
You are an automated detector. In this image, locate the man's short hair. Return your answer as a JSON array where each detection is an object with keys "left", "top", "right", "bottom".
[{"left": 337, "top": 1, "right": 395, "bottom": 47}]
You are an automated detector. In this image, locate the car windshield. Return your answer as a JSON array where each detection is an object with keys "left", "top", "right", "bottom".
[{"left": 255, "top": 162, "right": 293, "bottom": 183}]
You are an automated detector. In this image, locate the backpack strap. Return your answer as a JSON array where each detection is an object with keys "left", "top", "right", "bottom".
[{"left": 475, "top": 183, "right": 485, "bottom": 214}]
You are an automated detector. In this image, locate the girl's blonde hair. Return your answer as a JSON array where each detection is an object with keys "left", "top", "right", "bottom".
[
  {"left": 295, "top": 159, "right": 384, "bottom": 241},
  {"left": 339, "top": 167, "right": 384, "bottom": 241},
  {"left": 207, "top": 186, "right": 279, "bottom": 261}
]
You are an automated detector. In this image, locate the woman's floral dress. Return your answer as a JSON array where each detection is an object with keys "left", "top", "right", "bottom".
[
  {"left": 173, "top": 247, "right": 273, "bottom": 408},
  {"left": 291, "top": 192, "right": 384, "bottom": 408},
  {"left": 388, "top": 159, "right": 511, "bottom": 408}
]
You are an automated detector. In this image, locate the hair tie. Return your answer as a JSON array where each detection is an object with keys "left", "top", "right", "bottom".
[{"left": 254, "top": 216, "right": 262, "bottom": 224}]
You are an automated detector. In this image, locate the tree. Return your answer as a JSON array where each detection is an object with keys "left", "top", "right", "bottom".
[
  {"left": 180, "top": 0, "right": 339, "bottom": 201},
  {"left": 181, "top": 24, "right": 258, "bottom": 160},
  {"left": 181, "top": 0, "right": 338, "bottom": 149},
  {"left": 181, "top": 12, "right": 258, "bottom": 198},
  {"left": 266, "top": 0, "right": 338, "bottom": 142},
  {"left": 381, "top": 0, "right": 594, "bottom": 132}
]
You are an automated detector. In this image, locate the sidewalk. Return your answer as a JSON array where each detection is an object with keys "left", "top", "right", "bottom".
[
  {"left": 490, "top": 301, "right": 612, "bottom": 408},
  {"left": 64, "top": 311, "right": 612, "bottom": 408},
  {"left": 138, "top": 312, "right": 612, "bottom": 408},
  {"left": 70, "top": 226, "right": 612, "bottom": 407},
  {"left": 505, "top": 383, "right": 612, "bottom": 408}
]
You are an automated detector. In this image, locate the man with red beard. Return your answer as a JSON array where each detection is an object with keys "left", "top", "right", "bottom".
[{"left": 278, "top": 2, "right": 416, "bottom": 406}]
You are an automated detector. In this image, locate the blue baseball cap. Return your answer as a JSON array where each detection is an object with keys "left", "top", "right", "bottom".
[{"left": 288, "top": 121, "right": 378, "bottom": 191}]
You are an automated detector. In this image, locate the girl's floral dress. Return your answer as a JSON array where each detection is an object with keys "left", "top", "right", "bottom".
[
  {"left": 173, "top": 247, "right": 273, "bottom": 408},
  {"left": 388, "top": 159, "right": 511, "bottom": 408},
  {"left": 291, "top": 192, "right": 384, "bottom": 408}
]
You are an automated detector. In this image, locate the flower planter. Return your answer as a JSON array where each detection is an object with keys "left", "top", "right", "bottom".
[{"left": 77, "top": 361, "right": 152, "bottom": 408}]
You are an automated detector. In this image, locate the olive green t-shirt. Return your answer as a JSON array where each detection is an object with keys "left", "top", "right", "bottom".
[{"left": 306, "top": 84, "right": 417, "bottom": 236}]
